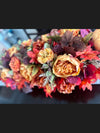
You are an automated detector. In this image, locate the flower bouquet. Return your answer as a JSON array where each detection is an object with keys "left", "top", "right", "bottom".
[{"left": 1, "top": 29, "right": 100, "bottom": 98}]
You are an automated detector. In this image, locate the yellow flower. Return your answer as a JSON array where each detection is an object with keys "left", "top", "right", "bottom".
[
  {"left": 60, "top": 29, "right": 80, "bottom": 36},
  {"left": 37, "top": 48, "right": 54, "bottom": 64},
  {"left": 8, "top": 46, "right": 17, "bottom": 57},
  {"left": 20, "top": 64, "right": 38, "bottom": 81},
  {"left": 53, "top": 54, "right": 80, "bottom": 78},
  {"left": 1, "top": 68, "right": 12, "bottom": 80},
  {"left": 21, "top": 39, "right": 32, "bottom": 47},
  {"left": 41, "top": 34, "right": 49, "bottom": 42}
]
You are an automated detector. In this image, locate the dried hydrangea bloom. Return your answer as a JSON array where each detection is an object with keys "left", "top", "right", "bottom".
[
  {"left": 53, "top": 54, "right": 80, "bottom": 78},
  {"left": 8, "top": 46, "right": 17, "bottom": 57},
  {"left": 9, "top": 57, "right": 20, "bottom": 72},
  {"left": 1, "top": 68, "right": 12, "bottom": 80},
  {"left": 37, "top": 48, "right": 54, "bottom": 64}
]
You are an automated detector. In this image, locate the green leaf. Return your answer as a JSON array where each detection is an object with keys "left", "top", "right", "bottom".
[
  {"left": 41, "top": 64, "right": 49, "bottom": 69},
  {"left": 18, "top": 40, "right": 22, "bottom": 45},
  {"left": 44, "top": 43, "right": 50, "bottom": 49},
  {"left": 83, "top": 32, "right": 93, "bottom": 44},
  {"left": 39, "top": 73, "right": 46, "bottom": 77},
  {"left": 32, "top": 65, "right": 39, "bottom": 76},
  {"left": 43, "top": 78, "right": 48, "bottom": 86},
  {"left": 50, "top": 74, "right": 55, "bottom": 84},
  {"left": 46, "top": 71, "right": 52, "bottom": 77}
]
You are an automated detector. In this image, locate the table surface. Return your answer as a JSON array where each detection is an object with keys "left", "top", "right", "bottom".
[{"left": 0, "top": 85, "right": 100, "bottom": 104}]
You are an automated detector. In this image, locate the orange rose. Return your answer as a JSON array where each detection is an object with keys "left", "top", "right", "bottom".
[
  {"left": 9, "top": 57, "right": 20, "bottom": 72},
  {"left": 53, "top": 54, "right": 80, "bottom": 78},
  {"left": 37, "top": 48, "right": 54, "bottom": 64}
]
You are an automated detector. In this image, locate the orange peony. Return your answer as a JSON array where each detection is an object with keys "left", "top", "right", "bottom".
[
  {"left": 30, "top": 69, "right": 45, "bottom": 88},
  {"left": 53, "top": 54, "right": 80, "bottom": 78},
  {"left": 9, "top": 57, "right": 20, "bottom": 72},
  {"left": 20, "top": 64, "right": 39, "bottom": 82},
  {"left": 37, "top": 48, "right": 54, "bottom": 64}
]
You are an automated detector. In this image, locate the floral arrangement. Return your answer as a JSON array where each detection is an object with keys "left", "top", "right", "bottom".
[{"left": 1, "top": 29, "right": 100, "bottom": 98}]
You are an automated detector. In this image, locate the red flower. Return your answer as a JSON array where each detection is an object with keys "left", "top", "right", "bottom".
[
  {"left": 5, "top": 78, "right": 16, "bottom": 90},
  {"left": 79, "top": 64, "right": 97, "bottom": 91},
  {"left": 27, "top": 48, "right": 39, "bottom": 64}
]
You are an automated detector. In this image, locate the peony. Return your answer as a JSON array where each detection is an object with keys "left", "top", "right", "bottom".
[
  {"left": 9, "top": 57, "right": 20, "bottom": 72},
  {"left": 92, "top": 29, "right": 100, "bottom": 51},
  {"left": 8, "top": 46, "right": 17, "bottom": 57},
  {"left": 20, "top": 64, "right": 39, "bottom": 82},
  {"left": 56, "top": 78, "right": 75, "bottom": 94},
  {"left": 0, "top": 68, "right": 12, "bottom": 80},
  {"left": 53, "top": 54, "right": 80, "bottom": 78},
  {"left": 37, "top": 48, "right": 54, "bottom": 64}
]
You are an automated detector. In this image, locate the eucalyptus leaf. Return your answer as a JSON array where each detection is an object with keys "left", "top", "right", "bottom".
[
  {"left": 39, "top": 73, "right": 46, "bottom": 77},
  {"left": 43, "top": 78, "right": 48, "bottom": 86},
  {"left": 50, "top": 74, "right": 55, "bottom": 84},
  {"left": 41, "top": 64, "right": 49, "bottom": 69},
  {"left": 44, "top": 43, "right": 50, "bottom": 49},
  {"left": 46, "top": 71, "right": 52, "bottom": 77}
]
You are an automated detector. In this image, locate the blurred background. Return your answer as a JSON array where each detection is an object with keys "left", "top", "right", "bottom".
[{"left": 0, "top": 29, "right": 100, "bottom": 104}]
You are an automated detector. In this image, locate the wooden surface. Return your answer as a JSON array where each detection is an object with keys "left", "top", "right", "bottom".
[{"left": 0, "top": 85, "right": 100, "bottom": 104}]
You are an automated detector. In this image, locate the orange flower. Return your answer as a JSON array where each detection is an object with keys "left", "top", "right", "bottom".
[
  {"left": 37, "top": 48, "right": 54, "bottom": 64},
  {"left": 41, "top": 34, "right": 49, "bottom": 42},
  {"left": 8, "top": 46, "right": 17, "bottom": 57},
  {"left": 57, "top": 78, "right": 75, "bottom": 94},
  {"left": 9, "top": 57, "right": 20, "bottom": 72},
  {"left": 53, "top": 54, "right": 80, "bottom": 78},
  {"left": 21, "top": 39, "right": 32, "bottom": 47},
  {"left": 20, "top": 64, "right": 38, "bottom": 82},
  {"left": 30, "top": 69, "right": 45, "bottom": 88},
  {"left": 13, "top": 72, "right": 23, "bottom": 82}
]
